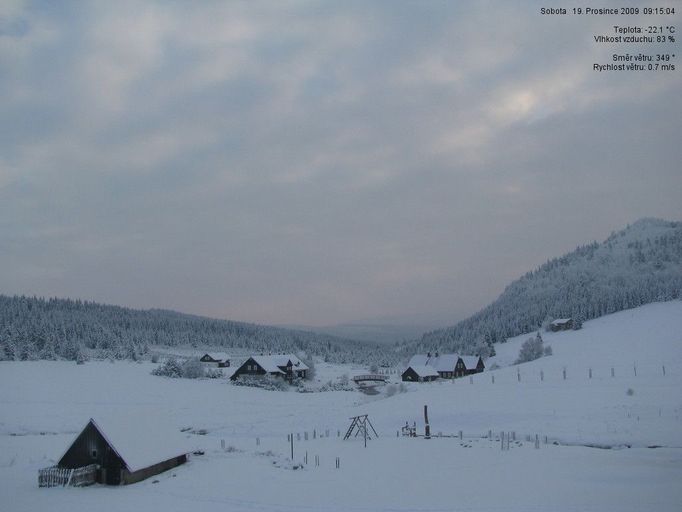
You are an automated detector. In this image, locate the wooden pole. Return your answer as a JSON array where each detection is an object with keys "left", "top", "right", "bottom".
[{"left": 424, "top": 405, "right": 431, "bottom": 439}]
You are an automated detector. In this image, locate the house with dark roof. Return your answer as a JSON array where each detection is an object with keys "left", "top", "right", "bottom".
[
  {"left": 55, "top": 417, "right": 190, "bottom": 485},
  {"left": 230, "top": 354, "right": 309, "bottom": 382}
]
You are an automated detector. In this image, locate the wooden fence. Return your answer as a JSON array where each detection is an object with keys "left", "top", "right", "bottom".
[{"left": 38, "top": 464, "right": 98, "bottom": 488}]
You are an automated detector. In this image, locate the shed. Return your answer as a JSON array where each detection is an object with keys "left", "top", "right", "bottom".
[
  {"left": 57, "top": 418, "right": 190, "bottom": 485},
  {"left": 549, "top": 318, "right": 573, "bottom": 332},
  {"left": 402, "top": 365, "right": 439, "bottom": 382}
]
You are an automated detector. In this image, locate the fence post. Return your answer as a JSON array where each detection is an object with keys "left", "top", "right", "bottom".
[
  {"left": 459, "top": 430, "right": 463, "bottom": 440},
  {"left": 492, "top": 374, "right": 495, "bottom": 384},
  {"left": 563, "top": 368, "right": 566, "bottom": 380},
  {"left": 633, "top": 363, "right": 637, "bottom": 377},
  {"left": 662, "top": 365, "right": 666, "bottom": 376},
  {"left": 540, "top": 370, "right": 544, "bottom": 382},
  {"left": 589, "top": 368, "right": 592, "bottom": 379},
  {"left": 221, "top": 439, "right": 225, "bottom": 450},
  {"left": 517, "top": 368, "right": 520, "bottom": 382},
  {"left": 535, "top": 434, "right": 539, "bottom": 449},
  {"left": 611, "top": 367, "right": 615, "bottom": 378}
]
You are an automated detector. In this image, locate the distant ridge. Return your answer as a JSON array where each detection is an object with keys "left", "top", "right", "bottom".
[
  {"left": 0, "top": 295, "right": 391, "bottom": 364},
  {"left": 401, "top": 218, "right": 682, "bottom": 357}
]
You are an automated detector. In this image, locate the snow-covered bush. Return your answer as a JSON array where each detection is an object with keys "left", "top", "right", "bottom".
[
  {"left": 232, "top": 375, "right": 290, "bottom": 391},
  {"left": 151, "top": 354, "right": 159, "bottom": 363},
  {"left": 205, "top": 368, "right": 223, "bottom": 379},
  {"left": 515, "top": 333, "right": 546, "bottom": 364},
  {"left": 543, "top": 345, "right": 553, "bottom": 356},
  {"left": 626, "top": 387, "right": 635, "bottom": 396},
  {"left": 152, "top": 357, "right": 183, "bottom": 378},
  {"left": 181, "top": 358, "right": 205, "bottom": 379}
]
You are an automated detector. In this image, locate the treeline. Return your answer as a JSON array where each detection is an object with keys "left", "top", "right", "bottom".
[
  {"left": 0, "top": 295, "right": 396, "bottom": 365},
  {"left": 402, "top": 218, "right": 682, "bottom": 357}
]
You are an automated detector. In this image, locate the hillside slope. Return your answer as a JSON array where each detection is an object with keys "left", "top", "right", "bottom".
[
  {"left": 0, "top": 295, "right": 391, "bottom": 365},
  {"left": 405, "top": 218, "right": 681, "bottom": 356}
]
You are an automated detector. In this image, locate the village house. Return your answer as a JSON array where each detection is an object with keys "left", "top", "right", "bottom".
[
  {"left": 458, "top": 355, "right": 485, "bottom": 375},
  {"left": 549, "top": 318, "right": 573, "bottom": 332},
  {"left": 199, "top": 353, "right": 230, "bottom": 367},
  {"left": 230, "top": 354, "right": 308, "bottom": 382},
  {"left": 52, "top": 417, "right": 189, "bottom": 485}
]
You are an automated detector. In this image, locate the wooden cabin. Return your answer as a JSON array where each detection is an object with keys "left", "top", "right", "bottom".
[
  {"left": 56, "top": 418, "right": 189, "bottom": 485},
  {"left": 199, "top": 353, "right": 230, "bottom": 367},
  {"left": 402, "top": 365, "right": 439, "bottom": 382},
  {"left": 230, "top": 354, "right": 308, "bottom": 382},
  {"left": 549, "top": 318, "right": 573, "bottom": 332},
  {"left": 458, "top": 355, "right": 485, "bottom": 376}
]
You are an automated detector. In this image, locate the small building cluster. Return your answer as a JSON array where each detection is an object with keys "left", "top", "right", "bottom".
[
  {"left": 230, "top": 353, "right": 309, "bottom": 382},
  {"left": 402, "top": 353, "right": 485, "bottom": 382}
]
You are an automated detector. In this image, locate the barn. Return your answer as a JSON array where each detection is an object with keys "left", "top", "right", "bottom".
[
  {"left": 402, "top": 365, "right": 439, "bottom": 382},
  {"left": 230, "top": 354, "right": 308, "bottom": 382},
  {"left": 549, "top": 318, "right": 573, "bottom": 332},
  {"left": 56, "top": 418, "right": 190, "bottom": 485}
]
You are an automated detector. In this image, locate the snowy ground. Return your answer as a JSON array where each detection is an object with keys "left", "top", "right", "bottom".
[{"left": 1, "top": 301, "right": 681, "bottom": 511}]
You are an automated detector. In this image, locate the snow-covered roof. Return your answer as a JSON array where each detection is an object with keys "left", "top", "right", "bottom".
[
  {"left": 459, "top": 356, "right": 482, "bottom": 369},
  {"left": 406, "top": 365, "right": 439, "bottom": 378},
  {"left": 551, "top": 318, "right": 572, "bottom": 325},
  {"left": 432, "top": 354, "right": 459, "bottom": 372},
  {"left": 251, "top": 354, "right": 309, "bottom": 374},
  {"left": 408, "top": 353, "right": 459, "bottom": 372},
  {"left": 61, "top": 417, "right": 192, "bottom": 473},
  {"left": 408, "top": 354, "right": 430, "bottom": 367}
]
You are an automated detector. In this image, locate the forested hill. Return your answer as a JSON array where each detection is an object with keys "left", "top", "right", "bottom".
[
  {"left": 0, "top": 295, "right": 391, "bottom": 364},
  {"left": 402, "top": 218, "right": 682, "bottom": 357}
]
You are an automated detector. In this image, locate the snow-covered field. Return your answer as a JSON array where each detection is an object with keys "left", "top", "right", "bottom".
[{"left": 1, "top": 301, "right": 682, "bottom": 511}]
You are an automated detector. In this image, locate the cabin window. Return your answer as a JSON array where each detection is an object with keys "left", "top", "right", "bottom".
[{"left": 91, "top": 449, "right": 98, "bottom": 459}]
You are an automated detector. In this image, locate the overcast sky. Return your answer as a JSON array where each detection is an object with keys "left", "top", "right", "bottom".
[{"left": 1, "top": 1, "right": 680, "bottom": 328}]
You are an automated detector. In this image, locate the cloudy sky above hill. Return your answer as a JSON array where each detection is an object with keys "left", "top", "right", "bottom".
[{"left": 1, "top": 1, "right": 680, "bottom": 327}]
